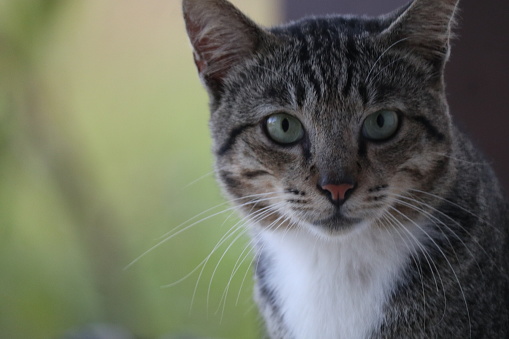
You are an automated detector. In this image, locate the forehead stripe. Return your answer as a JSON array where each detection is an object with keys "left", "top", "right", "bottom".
[{"left": 409, "top": 115, "right": 445, "bottom": 142}]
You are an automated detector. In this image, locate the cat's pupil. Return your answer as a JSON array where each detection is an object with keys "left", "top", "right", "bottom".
[
  {"left": 282, "top": 118, "right": 290, "bottom": 132},
  {"left": 376, "top": 114, "right": 385, "bottom": 128}
]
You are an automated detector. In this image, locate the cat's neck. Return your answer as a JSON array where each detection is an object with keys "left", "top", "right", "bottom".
[{"left": 256, "top": 222, "right": 427, "bottom": 339}]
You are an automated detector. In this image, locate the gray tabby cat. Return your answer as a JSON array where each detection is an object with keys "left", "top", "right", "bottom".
[{"left": 182, "top": 0, "right": 509, "bottom": 337}]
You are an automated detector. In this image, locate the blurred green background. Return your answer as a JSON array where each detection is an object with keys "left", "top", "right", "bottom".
[{"left": 0, "top": 1, "right": 279, "bottom": 338}]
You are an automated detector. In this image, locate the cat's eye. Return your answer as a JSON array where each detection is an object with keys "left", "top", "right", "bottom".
[
  {"left": 265, "top": 113, "right": 304, "bottom": 145},
  {"left": 362, "top": 110, "right": 399, "bottom": 141}
]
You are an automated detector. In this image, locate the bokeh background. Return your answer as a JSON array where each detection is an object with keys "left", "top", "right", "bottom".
[
  {"left": 1, "top": 1, "right": 276, "bottom": 338},
  {"left": 1, "top": 0, "right": 507, "bottom": 339}
]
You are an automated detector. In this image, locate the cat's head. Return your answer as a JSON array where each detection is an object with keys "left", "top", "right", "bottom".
[{"left": 183, "top": 0, "right": 459, "bottom": 236}]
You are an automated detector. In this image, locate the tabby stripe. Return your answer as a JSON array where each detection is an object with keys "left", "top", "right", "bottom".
[
  {"left": 358, "top": 137, "right": 367, "bottom": 157},
  {"left": 242, "top": 170, "right": 271, "bottom": 179},
  {"left": 255, "top": 254, "right": 288, "bottom": 337},
  {"left": 217, "top": 123, "right": 256, "bottom": 156},
  {"left": 304, "top": 64, "right": 323, "bottom": 100},
  {"left": 295, "top": 80, "right": 306, "bottom": 107},
  {"left": 285, "top": 24, "right": 306, "bottom": 41},
  {"left": 298, "top": 41, "right": 310, "bottom": 64},
  {"left": 298, "top": 42, "right": 323, "bottom": 103},
  {"left": 342, "top": 66, "right": 353, "bottom": 97},
  {"left": 342, "top": 36, "right": 357, "bottom": 97},
  {"left": 409, "top": 115, "right": 445, "bottom": 142},
  {"left": 218, "top": 170, "right": 241, "bottom": 188},
  {"left": 358, "top": 84, "right": 369, "bottom": 105},
  {"left": 397, "top": 166, "right": 425, "bottom": 180}
]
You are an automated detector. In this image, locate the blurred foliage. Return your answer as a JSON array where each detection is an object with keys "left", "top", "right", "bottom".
[{"left": 0, "top": 1, "right": 279, "bottom": 338}]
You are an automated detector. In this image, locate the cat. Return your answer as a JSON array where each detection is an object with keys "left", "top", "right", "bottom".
[{"left": 182, "top": 0, "right": 509, "bottom": 338}]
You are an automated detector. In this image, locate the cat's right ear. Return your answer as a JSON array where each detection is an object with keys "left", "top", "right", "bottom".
[
  {"left": 183, "top": 0, "right": 267, "bottom": 101},
  {"left": 382, "top": 0, "right": 460, "bottom": 71}
]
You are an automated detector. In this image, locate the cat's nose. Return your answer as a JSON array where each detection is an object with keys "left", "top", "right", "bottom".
[
  {"left": 320, "top": 183, "right": 355, "bottom": 203},
  {"left": 317, "top": 171, "right": 356, "bottom": 205}
]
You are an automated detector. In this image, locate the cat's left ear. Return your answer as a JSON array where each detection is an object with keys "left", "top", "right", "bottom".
[
  {"left": 382, "top": 0, "right": 460, "bottom": 69},
  {"left": 183, "top": 0, "right": 269, "bottom": 101}
]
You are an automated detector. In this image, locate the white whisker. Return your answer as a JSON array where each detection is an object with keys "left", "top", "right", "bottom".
[
  {"left": 190, "top": 203, "right": 279, "bottom": 312},
  {"left": 409, "top": 188, "right": 493, "bottom": 230},
  {"left": 205, "top": 202, "right": 285, "bottom": 313},
  {"left": 431, "top": 152, "right": 484, "bottom": 166},
  {"left": 392, "top": 196, "right": 463, "bottom": 264},
  {"left": 203, "top": 204, "right": 273, "bottom": 300},
  {"left": 388, "top": 205, "right": 472, "bottom": 336},
  {"left": 384, "top": 209, "right": 443, "bottom": 294},
  {"left": 365, "top": 37, "right": 409, "bottom": 84},
  {"left": 182, "top": 170, "right": 216, "bottom": 189},
  {"left": 191, "top": 217, "right": 244, "bottom": 312},
  {"left": 394, "top": 193, "right": 485, "bottom": 276},
  {"left": 217, "top": 211, "right": 287, "bottom": 319},
  {"left": 124, "top": 192, "right": 281, "bottom": 270},
  {"left": 158, "top": 191, "right": 280, "bottom": 240},
  {"left": 369, "top": 57, "right": 406, "bottom": 84},
  {"left": 160, "top": 214, "right": 241, "bottom": 291}
]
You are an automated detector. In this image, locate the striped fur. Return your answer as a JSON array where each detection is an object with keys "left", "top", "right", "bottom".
[{"left": 183, "top": 0, "right": 509, "bottom": 337}]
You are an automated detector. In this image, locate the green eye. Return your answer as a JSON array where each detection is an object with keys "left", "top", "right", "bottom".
[
  {"left": 362, "top": 110, "right": 399, "bottom": 141},
  {"left": 265, "top": 113, "right": 304, "bottom": 144}
]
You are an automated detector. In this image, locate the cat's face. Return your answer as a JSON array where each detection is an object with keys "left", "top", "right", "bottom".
[{"left": 184, "top": 0, "right": 457, "bottom": 236}]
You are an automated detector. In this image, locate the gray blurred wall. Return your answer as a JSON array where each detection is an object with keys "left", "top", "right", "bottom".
[{"left": 282, "top": 0, "right": 509, "bottom": 193}]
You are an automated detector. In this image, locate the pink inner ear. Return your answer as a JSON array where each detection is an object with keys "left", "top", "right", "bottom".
[
  {"left": 185, "top": 15, "right": 231, "bottom": 78},
  {"left": 192, "top": 33, "right": 241, "bottom": 80},
  {"left": 184, "top": 15, "right": 207, "bottom": 71},
  {"left": 183, "top": 0, "right": 264, "bottom": 84},
  {"left": 193, "top": 52, "right": 206, "bottom": 74}
]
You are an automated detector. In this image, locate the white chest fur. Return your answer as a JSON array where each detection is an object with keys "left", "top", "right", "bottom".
[{"left": 258, "top": 223, "right": 423, "bottom": 339}]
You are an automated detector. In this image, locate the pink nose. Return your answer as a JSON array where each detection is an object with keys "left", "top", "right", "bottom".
[{"left": 321, "top": 183, "right": 355, "bottom": 202}]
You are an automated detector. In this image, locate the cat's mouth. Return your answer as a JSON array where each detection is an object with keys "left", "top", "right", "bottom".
[{"left": 312, "top": 211, "right": 362, "bottom": 233}]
